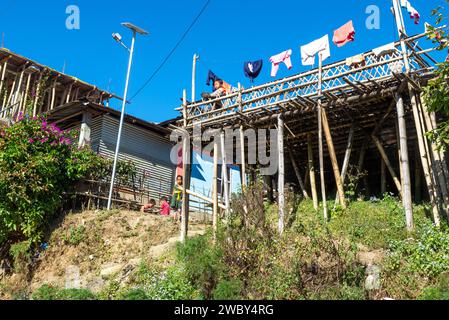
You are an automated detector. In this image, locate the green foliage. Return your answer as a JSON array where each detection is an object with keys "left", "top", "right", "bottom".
[
  {"left": 31, "top": 284, "right": 96, "bottom": 300},
  {"left": 0, "top": 116, "right": 103, "bottom": 246},
  {"left": 124, "top": 261, "right": 199, "bottom": 300},
  {"left": 386, "top": 223, "right": 449, "bottom": 278},
  {"left": 9, "top": 241, "right": 32, "bottom": 273},
  {"left": 212, "top": 279, "right": 243, "bottom": 300},
  {"left": 423, "top": 3, "right": 449, "bottom": 150},
  {"left": 176, "top": 234, "right": 225, "bottom": 299},
  {"left": 419, "top": 274, "right": 449, "bottom": 300},
  {"left": 61, "top": 225, "right": 86, "bottom": 246}
]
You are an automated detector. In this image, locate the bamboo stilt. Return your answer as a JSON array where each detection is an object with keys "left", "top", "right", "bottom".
[
  {"left": 212, "top": 137, "right": 219, "bottom": 242},
  {"left": 308, "top": 133, "right": 319, "bottom": 210},
  {"left": 372, "top": 134, "right": 403, "bottom": 196},
  {"left": 278, "top": 115, "right": 285, "bottom": 234},
  {"left": 321, "top": 109, "right": 347, "bottom": 209},
  {"left": 180, "top": 89, "right": 191, "bottom": 242},
  {"left": 240, "top": 125, "right": 246, "bottom": 188},
  {"left": 334, "top": 125, "right": 354, "bottom": 206},
  {"left": 288, "top": 149, "right": 309, "bottom": 199},
  {"left": 395, "top": 93, "right": 413, "bottom": 231}
]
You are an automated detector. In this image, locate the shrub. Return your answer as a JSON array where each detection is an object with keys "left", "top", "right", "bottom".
[
  {"left": 31, "top": 284, "right": 96, "bottom": 300},
  {"left": 62, "top": 225, "right": 86, "bottom": 246},
  {"left": 419, "top": 274, "right": 449, "bottom": 300},
  {"left": 9, "top": 241, "right": 32, "bottom": 273},
  {"left": 0, "top": 116, "right": 103, "bottom": 246},
  {"left": 213, "top": 279, "right": 243, "bottom": 300}
]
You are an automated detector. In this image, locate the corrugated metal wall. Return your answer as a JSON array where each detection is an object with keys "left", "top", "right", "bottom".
[{"left": 97, "top": 115, "right": 176, "bottom": 202}]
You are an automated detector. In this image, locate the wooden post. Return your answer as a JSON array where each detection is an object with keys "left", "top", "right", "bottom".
[
  {"left": 240, "top": 125, "right": 246, "bottom": 188},
  {"left": 381, "top": 159, "right": 387, "bottom": 195},
  {"left": 12, "top": 67, "right": 25, "bottom": 115},
  {"left": 220, "top": 131, "right": 230, "bottom": 215},
  {"left": 288, "top": 149, "right": 309, "bottom": 199},
  {"left": 372, "top": 134, "right": 403, "bottom": 196},
  {"left": 321, "top": 109, "right": 347, "bottom": 209},
  {"left": 278, "top": 115, "right": 285, "bottom": 234},
  {"left": 395, "top": 93, "right": 413, "bottom": 231},
  {"left": 334, "top": 125, "right": 354, "bottom": 205},
  {"left": 212, "top": 138, "right": 219, "bottom": 242},
  {"left": 50, "top": 78, "right": 57, "bottom": 110},
  {"left": 317, "top": 53, "right": 328, "bottom": 220},
  {"left": 180, "top": 89, "right": 191, "bottom": 243},
  {"left": 0, "top": 60, "right": 7, "bottom": 105},
  {"left": 308, "top": 133, "right": 319, "bottom": 210}
]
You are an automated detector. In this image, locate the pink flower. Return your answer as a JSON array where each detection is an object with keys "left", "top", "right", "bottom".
[{"left": 28, "top": 138, "right": 34, "bottom": 144}]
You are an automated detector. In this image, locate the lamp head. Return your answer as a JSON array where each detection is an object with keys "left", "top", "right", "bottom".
[{"left": 112, "top": 33, "right": 122, "bottom": 43}]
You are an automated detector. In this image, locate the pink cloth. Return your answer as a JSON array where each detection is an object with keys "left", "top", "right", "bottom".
[
  {"left": 269, "top": 49, "right": 292, "bottom": 77},
  {"left": 160, "top": 201, "right": 170, "bottom": 216},
  {"left": 400, "top": 0, "right": 420, "bottom": 24},
  {"left": 333, "top": 20, "right": 355, "bottom": 47}
]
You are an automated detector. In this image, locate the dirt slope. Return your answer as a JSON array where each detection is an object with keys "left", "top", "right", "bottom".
[{"left": 25, "top": 210, "right": 206, "bottom": 294}]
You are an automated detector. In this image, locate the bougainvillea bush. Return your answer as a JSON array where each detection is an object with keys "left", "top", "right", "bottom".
[{"left": 0, "top": 115, "right": 105, "bottom": 246}]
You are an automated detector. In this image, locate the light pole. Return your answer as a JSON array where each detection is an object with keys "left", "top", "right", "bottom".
[{"left": 107, "top": 22, "right": 148, "bottom": 210}]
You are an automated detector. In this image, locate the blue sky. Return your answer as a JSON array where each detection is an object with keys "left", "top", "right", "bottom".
[{"left": 0, "top": 0, "right": 446, "bottom": 123}]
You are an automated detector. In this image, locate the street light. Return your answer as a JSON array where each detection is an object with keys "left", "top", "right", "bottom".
[{"left": 107, "top": 22, "right": 149, "bottom": 211}]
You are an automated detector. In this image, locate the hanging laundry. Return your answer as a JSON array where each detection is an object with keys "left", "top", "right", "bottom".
[
  {"left": 389, "top": 61, "right": 404, "bottom": 74},
  {"left": 269, "top": 50, "right": 293, "bottom": 77},
  {"left": 345, "top": 54, "right": 365, "bottom": 68},
  {"left": 333, "top": 20, "right": 355, "bottom": 47},
  {"left": 372, "top": 42, "right": 396, "bottom": 57},
  {"left": 206, "top": 70, "right": 220, "bottom": 86},
  {"left": 400, "top": 0, "right": 420, "bottom": 24},
  {"left": 244, "top": 60, "right": 263, "bottom": 82},
  {"left": 300, "top": 35, "right": 331, "bottom": 66}
]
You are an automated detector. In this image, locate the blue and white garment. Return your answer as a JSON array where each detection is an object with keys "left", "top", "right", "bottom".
[{"left": 243, "top": 60, "right": 263, "bottom": 83}]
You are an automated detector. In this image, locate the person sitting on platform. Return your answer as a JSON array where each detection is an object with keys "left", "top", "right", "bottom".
[
  {"left": 201, "top": 80, "right": 225, "bottom": 110},
  {"left": 140, "top": 199, "right": 156, "bottom": 213}
]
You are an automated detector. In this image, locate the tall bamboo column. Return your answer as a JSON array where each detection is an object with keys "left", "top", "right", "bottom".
[
  {"left": 278, "top": 115, "right": 285, "bottom": 234},
  {"left": 307, "top": 133, "right": 319, "bottom": 210},
  {"left": 395, "top": 93, "right": 413, "bottom": 231}
]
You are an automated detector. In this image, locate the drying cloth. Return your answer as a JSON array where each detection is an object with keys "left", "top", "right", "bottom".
[
  {"left": 206, "top": 70, "right": 220, "bottom": 86},
  {"left": 269, "top": 50, "right": 293, "bottom": 77},
  {"left": 400, "top": 0, "right": 420, "bottom": 24},
  {"left": 372, "top": 42, "right": 396, "bottom": 57},
  {"left": 244, "top": 60, "right": 263, "bottom": 82},
  {"left": 333, "top": 20, "right": 355, "bottom": 47},
  {"left": 300, "top": 35, "right": 331, "bottom": 66},
  {"left": 346, "top": 54, "right": 365, "bottom": 67}
]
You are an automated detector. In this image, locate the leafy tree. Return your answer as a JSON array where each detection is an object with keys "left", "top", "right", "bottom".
[
  {"left": 423, "top": 1, "right": 449, "bottom": 149},
  {"left": 0, "top": 115, "right": 104, "bottom": 245}
]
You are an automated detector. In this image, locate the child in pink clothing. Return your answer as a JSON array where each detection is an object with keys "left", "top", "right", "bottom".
[{"left": 160, "top": 197, "right": 171, "bottom": 216}]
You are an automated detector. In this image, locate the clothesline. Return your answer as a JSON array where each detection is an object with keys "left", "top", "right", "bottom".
[{"left": 202, "top": 0, "right": 422, "bottom": 92}]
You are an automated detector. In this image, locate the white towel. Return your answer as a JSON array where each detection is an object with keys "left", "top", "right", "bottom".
[
  {"left": 300, "top": 35, "right": 331, "bottom": 66},
  {"left": 372, "top": 43, "right": 397, "bottom": 57}
]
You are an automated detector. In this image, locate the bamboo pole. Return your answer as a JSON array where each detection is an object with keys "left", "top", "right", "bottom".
[
  {"left": 220, "top": 131, "right": 230, "bottom": 214},
  {"left": 321, "top": 109, "right": 347, "bottom": 209},
  {"left": 308, "top": 133, "right": 319, "bottom": 210},
  {"left": 192, "top": 54, "right": 199, "bottom": 103},
  {"left": 381, "top": 159, "right": 387, "bottom": 195},
  {"left": 288, "top": 149, "right": 309, "bottom": 199},
  {"left": 240, "top": 125, "right": 246, "bottom": 187},
  {"left": 33, "top": 72, "right": 43, "bottom": 117},
  {"left": 372, "top": 134, "right": 403, "bottom": 196},
  {"left": 317, "top": 53, "right": 328, "bottom": 220},
  {"left": 0, "top": 60, "right": 7, "bottom": 105},
  {"left": 335, "top": 125, "right": 354, "bottom": 205},
  {"left": 180, "top": 89, "right": 191, "bottom": 243},
  {"left": 212, "top": 138, "right": 219, "bottom": 242},
  {"left": 409, "top": 91, "right": 441, "bottom": 225},
  {"left": 278, "top": 115, "right": 285, "bottom": 234},
  {"left": 395, "top": 93, "right": 413, "bottom": 230},
  {"left": 418, "top": 93, "right": 449, "bottom": 220},
  {"left": 414, "top": 148, "right": 421, "bottom": 202},
  {"left": 21, "top": 73, "right": 32, "bottom": 114}
]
